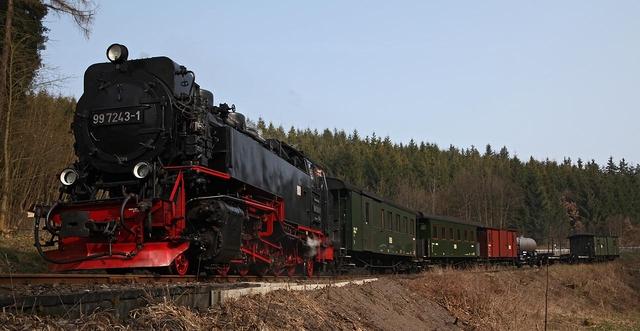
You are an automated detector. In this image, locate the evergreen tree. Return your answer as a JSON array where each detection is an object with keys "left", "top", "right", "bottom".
[{"left": 259, "top": 121, "right": 640, "bottom": 243}]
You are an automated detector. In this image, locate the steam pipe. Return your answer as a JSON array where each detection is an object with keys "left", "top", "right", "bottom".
[{"left": 120, "top": 193, "right": 136, "bottom": 235}]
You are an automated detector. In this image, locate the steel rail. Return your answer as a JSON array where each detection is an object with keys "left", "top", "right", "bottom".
[{"left": 0, "top": 273, "right": 366, "bottom": 286}]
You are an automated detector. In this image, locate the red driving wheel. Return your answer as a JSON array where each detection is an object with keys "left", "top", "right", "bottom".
[
  {"left": 237, "top": 264, "right": 250, "bottom": 277},
  {"left": 216, "top": 264, "right": 231, "bottom": 277},
  {"left": 252, "top": 263, "right": 270, "bottom": 277},
  {"left": 287, "top": 265, "right": 297, "bottom": 277},
  {"left": 271, "top": 252, "right": 286, "bottom": 277},
  {"left": 272, "top": 265, "right": 284, "bottom": 277},
  {"left": 305, "top": 258, "right": 314, "bottom": 278},
  {"left": 171, "top": 253, "right": 190, "bottom": 276}
]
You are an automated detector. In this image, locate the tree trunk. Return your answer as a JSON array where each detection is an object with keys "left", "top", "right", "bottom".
[
  {"left": 0, "top": 0, "right": 14, "bottom": 233},
  {"left": 430, "top": 176, "right": 436, "bottom": 214}
]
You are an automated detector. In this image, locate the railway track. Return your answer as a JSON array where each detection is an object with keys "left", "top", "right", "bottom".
[
  {"left": 0, "top": 273, "right": 199, "bottom": 286},
  {"left": 3, "top": 258, "right": 624, "bottom": 287},
  {"left": 0, "top": 273, "right": 361, "bottom": 286},
  {"left": 0, "top": 265, "right": 573, "bottom": 286}
]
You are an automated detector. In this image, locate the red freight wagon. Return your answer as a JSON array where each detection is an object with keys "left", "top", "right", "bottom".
[{"left": 478, "top": 228, "right": 517, "bottom": 259}]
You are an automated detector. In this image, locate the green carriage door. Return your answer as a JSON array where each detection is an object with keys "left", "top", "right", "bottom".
[
  {"left": 432, "top": 222, "right": 447, "bottom": 256},
  {"left": 361, "top": 196, "right": 373, "bottom": 251},
  {"left": 350, "top": 192, "right": 363, "bottom": 251},
  {"left": 595, "top": 237, "right": 606, "bottom": 256}
]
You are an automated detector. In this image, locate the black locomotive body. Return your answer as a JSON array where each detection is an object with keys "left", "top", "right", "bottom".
[{"left": 35, "top": 45, "right": 333, "bottom": 276}]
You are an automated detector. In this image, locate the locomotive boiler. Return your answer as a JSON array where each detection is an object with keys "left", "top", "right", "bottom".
[{"left": 34, "top": 44, "right": 333, "bottom": 276}]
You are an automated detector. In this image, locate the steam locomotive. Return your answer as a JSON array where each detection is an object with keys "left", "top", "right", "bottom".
[
  {"left": 33, "top": 45, "right": 618, "bottom": 276},
  {"left": 34, "top": 44, "right": 333, "bottom": 276}
]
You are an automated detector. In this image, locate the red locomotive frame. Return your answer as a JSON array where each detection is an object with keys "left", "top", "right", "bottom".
[{"left": 39, "top": 165, "right": 334, "bottom": 276}]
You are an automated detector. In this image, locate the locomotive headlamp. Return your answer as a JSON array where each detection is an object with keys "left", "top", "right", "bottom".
[
  {"left": 133, "top": 162, "right": 151, "bottom": 179},
  {"left": 106, "top": 43, "right": 128, "bottom": 63},
  {"left": 59, "top": 168, "right": 79, "bottom": 186}
]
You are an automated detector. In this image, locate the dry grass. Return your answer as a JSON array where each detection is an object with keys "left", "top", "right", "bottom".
[
  {"left": 0, "top": 278, "right": 459, "bottom": 331},
  {"left": 0, "top": 231, "right": 48, "bottom": 274},
  {"left": 1, "top": 255, "right": 639, "bottom": 330},
  {"left": 407, "top": 255, "right": 640, "bottom": 330},
  {"left": 0, "top": 310, "right": 122, "bottom": 331}
]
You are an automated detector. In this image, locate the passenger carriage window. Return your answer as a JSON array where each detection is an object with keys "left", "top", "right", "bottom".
[
  {"left": 410, "top": 219, "right": 415, "bottom": 235},
  {"left": 395, "top": 214, "right": 400, "bottom": 232},
  {"left": 380, "top": 209, "right": 384, "bottom": 228},
  {"left": 457, "top": 229, "right": 461, "bottom": 241},
  {"left": 441, "top": 227, "right": 445, "bottom": 239},
  {"left": 433, "top": 226, "right": 437, "bottom": 239},
  {"left": 365, "top": 202, "right": 370, "bottom": 224},
  {"left": 449, "top": 228, "right": 454, "bottom": 240},
  {"left": 464, "top": 230, "right": 467, "bottom": 241},
  {"left": 404, "top": 216, "right": 408, "bottom": 233},
  {"left": 387, "top": 211, "right": 393, "bottom": 230}
]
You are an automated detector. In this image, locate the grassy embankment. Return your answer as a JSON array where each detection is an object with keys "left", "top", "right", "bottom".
[
  {"left": 0, "top": 231, "right": 46, "bottom": 274},
  {"left": 410, "top": 253, "right": 640, "bottom": 330},
  {"left": 1, "top": 232, "right": 639, "bottom": 330}
]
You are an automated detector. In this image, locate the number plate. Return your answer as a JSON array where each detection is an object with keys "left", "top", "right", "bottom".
[{"left": 91, "top": 109, "right": 144, "bottom": 126}]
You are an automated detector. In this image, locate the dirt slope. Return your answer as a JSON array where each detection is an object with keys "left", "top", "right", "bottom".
[
  {"left": 202, "top": 279, "right": 461, "bottom": 331},
  {"left": 0, "top": 278, "right": 460, "bottom": 331}
]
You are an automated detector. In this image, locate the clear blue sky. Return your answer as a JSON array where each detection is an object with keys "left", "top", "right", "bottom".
[{"left": 42, "top": 1, "right": 640, "bottom": 165}]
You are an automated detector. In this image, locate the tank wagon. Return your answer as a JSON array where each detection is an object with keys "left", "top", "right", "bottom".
[{"left": 516, "top": 236, "right": 540, "bottom": 266}]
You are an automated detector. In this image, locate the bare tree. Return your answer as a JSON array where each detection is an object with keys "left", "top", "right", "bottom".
[
  {"left": 44, "top": 0, "right": 95, "bottom": 38},
  {"left": 0, "top": 0, "right": 95, "bottom": 233},
  {"left": 0, "top": 0, "right": 15, "bottom": 233}
]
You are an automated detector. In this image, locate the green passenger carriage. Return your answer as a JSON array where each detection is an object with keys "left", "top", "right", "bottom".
[
  {"left": 416, "top": 214, "right": 479, "bottom": 263},
  {"left": 327, "top": 178, "right": 417, "bottom": 272}
]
